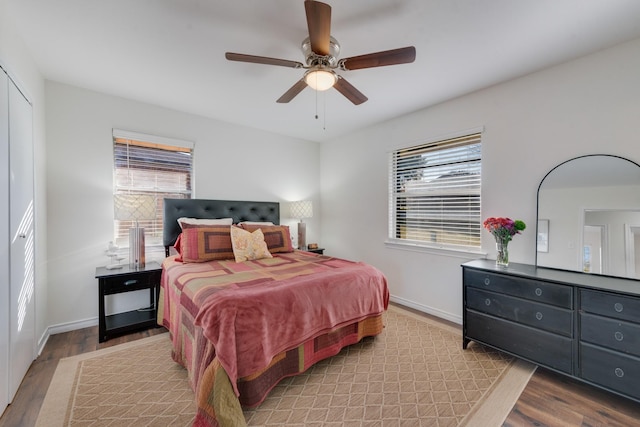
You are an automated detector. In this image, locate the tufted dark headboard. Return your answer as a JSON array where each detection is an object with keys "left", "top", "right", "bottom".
[{"left": 163, "top": 198, "right": 280, "bottom": 255}]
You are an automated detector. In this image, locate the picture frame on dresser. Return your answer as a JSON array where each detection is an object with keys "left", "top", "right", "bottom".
[{"left": 537, "top": 219, "right": 549, "bottom": 253}]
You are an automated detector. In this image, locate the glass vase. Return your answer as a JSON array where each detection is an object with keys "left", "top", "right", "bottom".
[{"left": 495, "top": 239, "right": 509, "bottom": 267}]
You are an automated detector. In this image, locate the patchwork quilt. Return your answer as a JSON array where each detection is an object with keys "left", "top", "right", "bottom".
[{"left": 159, "top": 251, "right": 389, "bottom": 426}]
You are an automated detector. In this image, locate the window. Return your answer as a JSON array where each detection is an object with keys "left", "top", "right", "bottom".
[
  {"left": 388, "top": 132, "right": 482, "bottom": 251},
  {"left": 113, "top": 130, "right": 193, "bottom": 248}
]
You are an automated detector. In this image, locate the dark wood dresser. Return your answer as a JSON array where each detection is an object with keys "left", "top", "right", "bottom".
[{"left": 462, "top": 259, "right": 640, "bottom": 403}]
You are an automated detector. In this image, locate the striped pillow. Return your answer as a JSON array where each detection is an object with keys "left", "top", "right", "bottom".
[
  {"left": 239, "top": 224, "right": 294, "bottom": 253},
  {"left": 179, "top": 225, "right": 234, "bottom": 262}
]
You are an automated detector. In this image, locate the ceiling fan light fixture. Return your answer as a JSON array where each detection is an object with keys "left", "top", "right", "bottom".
[
  {"left": 225, "top": 1, "right": 415, "bottom": 105},
  {"left": 304, "top": 69, "right": 337, "bottom": 91}
]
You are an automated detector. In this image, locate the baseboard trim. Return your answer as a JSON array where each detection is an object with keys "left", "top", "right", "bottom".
[
  {"left": 37, "top": 317, "right": 98, "bottom": 355},
  {"left": 37, "top": 331, "right": 48, "bottom": 356},
  {"left": 390, "top": 295, "right": 462, "bottom": 325}
]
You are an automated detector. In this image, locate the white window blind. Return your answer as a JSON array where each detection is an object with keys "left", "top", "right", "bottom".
[
  {"left": 389, "top": 132, "right": 482, "bottom": 250},
  {"left": 113, "top": 133, "right": 193, "bottom": 247}
]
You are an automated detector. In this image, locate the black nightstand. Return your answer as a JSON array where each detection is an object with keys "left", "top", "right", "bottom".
[
  {"left": 306, "top": 247, "right": 325, "bottom": 255},
  {"left": 95, "top": 261, "right": 162, "bottom": 342}
]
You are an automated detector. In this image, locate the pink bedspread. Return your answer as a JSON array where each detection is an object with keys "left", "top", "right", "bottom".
[{"left": 161, "top": 251, "right": 389, "bottom": 398}]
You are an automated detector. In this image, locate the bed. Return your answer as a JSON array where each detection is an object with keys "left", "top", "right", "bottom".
[{"left": 159, "top": 198, "right": 389, "bottom": 426}]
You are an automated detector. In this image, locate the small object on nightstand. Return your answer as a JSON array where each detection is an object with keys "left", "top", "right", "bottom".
[
  {"left": 306, "top": 246, "right": 325, "bottom": 255},
  {"left": 307, "top": 243, "right": 318, "bottom": 250},
  {"left": 105, "top": 241, "right": 125, "bottom": 270}
]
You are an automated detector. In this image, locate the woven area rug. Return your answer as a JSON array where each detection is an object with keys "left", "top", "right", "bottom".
[{"left": 37, "top": 305, "right": 535, "bottom": 426}]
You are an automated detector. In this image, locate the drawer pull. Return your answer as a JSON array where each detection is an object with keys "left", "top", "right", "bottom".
[
  {"left": 614, "top": 331, "right": 624, "bottom": 341},
  {"left": 124, "top": 279, "right": 139, "bottom": 286},
  {"left": 614, "top": 303, "right": 624, "bottom": 313},
  {"left": 485, "top": 298, "right": 491, "bottom": 306},
  {"left": 614, "top": 368, "right": 625, "bottom": 378},
  {"left": 484, "top": 278, "right": 490, "bottom": 286},
  {"left": 535, "top": 288, "right": 543, "bottom": 297},
  {"left": 535, "top": 312, "right": 543, "bottom": 321}
]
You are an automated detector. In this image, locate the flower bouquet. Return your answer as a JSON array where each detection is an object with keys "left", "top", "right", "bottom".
[{"left": 483, "top": 217, "right": 526, "bottom": 266}]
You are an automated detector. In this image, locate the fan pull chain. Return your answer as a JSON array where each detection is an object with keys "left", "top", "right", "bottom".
[
  {"left": 323, "top": 91, "right": 326, "bottom": 130},
  {"left": 312, "top": 89, "right": 327, "bottom": 130},
  {"left": 312, "top": 87, "right": 327, "bottom": 130},
  {"left": 314, "top": 86, "right": 319, "bottom": 120}
]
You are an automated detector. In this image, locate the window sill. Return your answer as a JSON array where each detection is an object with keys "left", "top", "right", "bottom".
[{"left": 384, "top": 239, "right": 487, "bottom": 259}]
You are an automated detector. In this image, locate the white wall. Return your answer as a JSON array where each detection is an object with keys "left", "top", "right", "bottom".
[
  {"left": 45, "top": 81, "right": 320, "bottom": 330},
  {"left": 0, "top": 0, "right": 48, "bottom": 349},
  {"left": 320, "top": 37, "right": 640, "bottom": 324}
]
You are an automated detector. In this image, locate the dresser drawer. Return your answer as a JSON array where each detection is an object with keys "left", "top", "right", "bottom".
[
  {"left": 580, "top": 342, "right": 640, "bottom": 401},
  {"left": 467, "top": 287, "right": 573, "bottom": 337},
  {"left": 580, "top": 289, "right": 640, "bottom": 323},
  {"left": 464, "top": 269, "right": 572, "bottom": 308},
  {"left": 466, "top": 310, "right": 573, "bottom": 374},
  {"left": 580, "top": 312, "right": 640, "bottom": 357}
]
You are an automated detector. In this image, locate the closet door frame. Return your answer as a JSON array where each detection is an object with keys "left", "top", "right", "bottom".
[
  {"left": 8, "top": 74, "right": 35, "bottom": 402},
  {"left": 0, "top": 66, "right": 10, "bottom": 413},
  {"left": 0, "top": 62, "right": 36, "bottom": 406}
]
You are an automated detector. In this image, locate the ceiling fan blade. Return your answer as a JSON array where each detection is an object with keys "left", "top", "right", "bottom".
[
  {"left": 305, "top": 0, "right": 331, "bottom": 56},
  {"left": 276, "top": 79, "right": 308, "bottom": 103},
  {"left": 225, "top": 52, "right": 303, "bottom": 69},
  {"left": 340, "top": 46, "right": 416, "bottom": 71},
  {"left": 333, "top": 76, "right": 368, "bottom": 105}
]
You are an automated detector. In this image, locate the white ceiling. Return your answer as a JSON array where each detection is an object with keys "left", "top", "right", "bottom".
[{"left": 8, "top": 0, "right": 640, "bottom": 142}]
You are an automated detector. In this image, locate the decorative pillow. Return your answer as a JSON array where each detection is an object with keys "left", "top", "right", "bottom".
[
  {"left": 179, "top": 225, "right": 235, "bottom": 262},
  {"left": 237, "top": 221, "right": 274, "bottom": 226},
  {"left": 240, "top": 224, "right": 294, "bottom": 254},
  {"left": 230, "top": 226, "right": 273, "bottom": 262},
  {"left": 173, "top": 233, "right": 183, "bottom": 258},
  {"left": 178, "top": 217, "right": 233, "bottom": 229}
]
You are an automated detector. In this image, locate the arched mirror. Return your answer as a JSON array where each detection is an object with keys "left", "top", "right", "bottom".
[{"left": 536, "top": 155, "right": 640, "bottom": 279}]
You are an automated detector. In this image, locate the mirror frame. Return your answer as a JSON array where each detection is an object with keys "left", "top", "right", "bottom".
[{"left": 535, "top": 154, "right": 640, "bottom": 277}]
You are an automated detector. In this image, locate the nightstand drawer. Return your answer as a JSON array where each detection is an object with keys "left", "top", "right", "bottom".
[
  {"left": 101, "top": 271, "right": 159, "bottom": 294},
  {"left": 467, "top": 287, "right": 573, "bottom": 337},
  {"left": 464, "top": 269, "right": 572, "bottom": 308}
]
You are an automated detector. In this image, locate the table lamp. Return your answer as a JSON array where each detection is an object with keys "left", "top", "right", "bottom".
[
  {"left": 114, "top": 194, "right": 156, "bottom": 268},
  {"left": 290, "top": 200, "right": 313, "bottom": 250}
]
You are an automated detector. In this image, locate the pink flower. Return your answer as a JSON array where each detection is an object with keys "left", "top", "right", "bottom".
[{"left": 483, "top": 217, "right": 526, "bottom": 242}]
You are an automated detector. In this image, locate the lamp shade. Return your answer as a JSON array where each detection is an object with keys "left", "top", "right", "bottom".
[
  {"left": 290, "top": 200, "right": 313, "bottom": 220},
  {"left": 114, "top": 194, "right": 155, "bottom": 268},
  {"left": 114, "top": 194, "right": 156, "bottom": 221}
]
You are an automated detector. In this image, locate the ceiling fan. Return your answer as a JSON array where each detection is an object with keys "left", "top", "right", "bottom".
[{"left": 225, "top": 0, "right": 416, "bottom": 105}]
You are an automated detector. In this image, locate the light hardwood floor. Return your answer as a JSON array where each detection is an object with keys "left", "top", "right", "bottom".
[{"left": 1, "top": 319, "right": 639, "bottom": 426}]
